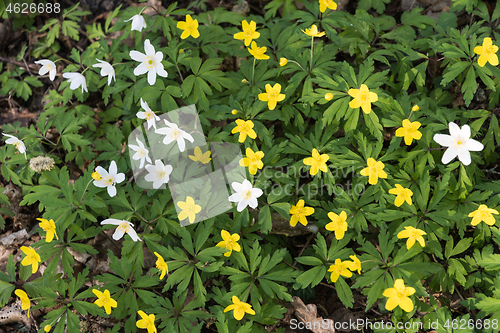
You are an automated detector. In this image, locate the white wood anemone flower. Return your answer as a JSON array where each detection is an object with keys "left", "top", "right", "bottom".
[
  {"left": 100, "top": 219, "right": 141, "bottom": 242},
  {"left": 34, "top": 59, "right": 57, "bottom": 81},
  {"left": 92, "top": 59, "right": 115, "bottom": 86},
  {"left": 3, "top": 134, "right": 26, "bottom": 158},
  {"left": 155, "top": 120, "right": 194, "bottom": 152},
  {"left": 62, "top": 72, "right": 88, "bottom": 93},
  {"left": 137, "top": 98, "right": 160, "bottom": 130},
  {"left": 129, "top": 138, "right": 152, "bottom": 169},
  {"left": 130, "top": 39, "right": 168, "bottom": 85},
  {"left": 125, "top": 14, "right": 147, "bottom": 32},
  {"left": 93, "top": 161, "right": 125, "bottom": 197},
  {"left": 433, "top": 122, "right": 484, "bottom": 166},
  {"left": 228, "top": 179, "right": 263, "bottom": 212},
  {"left": 145, "top": 159, "right": 173, "bottom": 189}
]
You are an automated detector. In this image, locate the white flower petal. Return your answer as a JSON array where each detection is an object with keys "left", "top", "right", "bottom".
[
  {"left": 457, "top": 147, "right": 472, "bottom": 166},
  {"left": 461, "top": 124, "right": 471, "bottom": 139},
  {"left": 248, "top": 197, "right": 258, "bottom": 208},
  {"left": 134, "top": 63, "right": 148, "bottom": 76},
  {"left": 127, "top": 227, "right": 141, "bottom": 241},
  {"left": 448, "top": 122, "right": 461, "bottom": 138},
  {"left": 112, "top": 228, "right": 125, "bottom": 240},
  {"left": 433, "top": 134, "right": 454, "bottom": 147},
  {"left": 144, "top": 39, "right": 155, "bottom": 57},
  {"left": 115, "top": 173, "right": 125, "bottom": 184},
  {"left": 107, "top": 185, "right": 117, "bottom": 197},
  {"left": 231, "top": 181, "right": 244, "bottom": 193},
  {"left": 96, "top": 166, "right": 108, "bottom": 177},
  {"left": 140, "top": 98, "right": 151, "bottom": 112},
  {"left": 130, "top": 50, "right": 147, "bottom": 62},
  {"left": 177, "top": 137, "right": 186, "bottom": 152},
  {"left": 109, "top": 161, "right": 117, "bottom": 176},
  {"left": 237, "top": 200, "right": 248, "bottom": 212},
  {"left": 465, "top": 139, "right": 484, "bottom": 152},
  {"left": 100, "top": 218, "right": 122, "bottom": 225},
  {"left": 147, "top": 67, "right": 157, "bottom": 85},
  {"left": 93, "top": 179, "right": 107, "bottom": 188},
  {"left": 442, "top": 147, "right": 458, "bottom": 164}
]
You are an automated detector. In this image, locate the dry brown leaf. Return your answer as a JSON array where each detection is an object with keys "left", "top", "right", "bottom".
[{"left": 291, "top": 296, "right": 335, "bottom": 333}]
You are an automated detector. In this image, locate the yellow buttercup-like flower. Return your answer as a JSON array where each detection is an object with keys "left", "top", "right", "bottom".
[
  {"left": 44, "top": 325, "right": 51, "bottom": 332},
  {"left": 360, "top": 158, "right": 387, "bottom": 185},
  {"left": 224, "top": 296, "right": 255, "bottom": 320},
  {"left": 232, "top": 119, "right": 257, "bottom": 143},
  {"left": 397, "top": 226, "right": 426, "bottom": 249},
  {"left": 468, "top": 204, "right": 499, "bottom": 226},
  {"left": 347, "top": 255, "right": 361, "bottom": 274},
  {"left": 383, "top": 279, "right": 415, "bottom": 312},
  {"left": 92, "top": 289, "right": 117, "bottom": 315},
  {"left": 327, "top": 259, "right": 352, "bottom": 283},
  {"left": 216, "top": 230, "right": 241, "bottom": 257},
  {"left": 239, "top": 148, "right": 264, "bottom": 175},
  {"left": 37, "top": 218, "right": 58, "bottom": 242},
  {"left": 319, "top": 0, "right": 337, "bottom": 12},
  {"left": 474, "top": 37, "right": 499, "bottom": 67},
  {"left": 303, "top": 148, "right": 329, "bottom": 176},
  {"left": 154, "top": 252, "right": 169, "bottom": 280},
  {"left": 289, "top": 199, "right": 315, "bottom": 227},
  {"left": 20, "top": 246, "right": 41, "bottom": 274},
  {"left": 177, "top": 15, "right": 200, "bottom": 39},
  {"left": 348, "top": 84, "right": 378, "bottom": 114},
  {"left": 136, "top": 311, "right": 157, "bottom": 333},
  {"left": 325, "top": 211, "right": 348, "bottom": 240},
  {"left": 248, "top": 41, "right": 270, "bottom": 60},
  {"left": 258, "top": 83, "right": 286, "bottom": 110},
  {"left": 395, "top": 119, "right": 422, "bottom": 145},
  {"left": 177, "top": 196, "right": 202, "bottom": 224},
  {"left": 188, "top": 146, "right": 211, "bottom": 164},
  {"left": 280, "top": 58, "right": 288, "bottom": 66},
  {"left": 234, "top": 20, "right": 260, "bottom": 46},
  {"left": 15, "top": 290, "right": 31, "bottom": 318},
  {"left": 325, "top": 93, "right": 333, "bottom": 101},
  {"left": 231, "top": 109, "right": 238, "bottom": 115},
  {"left": 412, "top": 105, "right": 419, "bottom": 112},
  {"left": 302, "top": 25, "right": 326, "bottom": 37},
  {"left": 388, "top": 184, "right": 413, "bottom": 207},
  {"left": 92, "top": 171, "right": 102, "bottom": 180}
]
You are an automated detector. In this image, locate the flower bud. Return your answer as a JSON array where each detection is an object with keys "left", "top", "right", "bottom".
[
  {"left": 325, "top": 93, "right": 333, "bottom": 101},
  {"left": 280, "top": 58, "right": 288, "bottom": 66},
  {"left": 412, "top": 105, "right": 419, "bottom": 111}
]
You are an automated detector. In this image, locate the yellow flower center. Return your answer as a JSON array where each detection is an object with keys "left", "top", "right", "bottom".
[
  {"left": 359, "top": 91, "right": 370, "bottom": 102},
  {"left": 14, "top": 142, "right": 22, "bottom": 149},
  {"left": 118, "top": 222, "right": 130, "bottom": 233},
  {"left": 479, "top": 210, "right": 489, "bottom": 220},
  {"left": 138, "top": 149, "right": 146, "bottom": 157},
  {"left": 268, "top": 91, "right": 278, "bottom": 100},
  {"left": 170, "top": 129, "right": 181, "bottom": 140},
  {"left": 226, "top": 239, "right": 235, "bottom": 249},
  {"left": 242, "top": 190, "right": 252, "bottom": 200},
  {"left": 92, "top": 172, "right": 102, "bottom": 180},
  {"left": 239, "top": 123, "right": 251, "bottom": 136},
  {"left": 244, "top": 29, "right": 253, "bottom": 38},
  {"left": 410, "top": 230, "right": 420, "bottom": 240},
  {"left": 156, "top": 170, "right": 165, "bottom": 179},
  {"left": 396, "top": 289, "right": 407, "bottom": 298},
  {"left": 456, "top": 139, "right": 463, "bottom": 146},
  {"left": 485, "top": 45, "right": 496, "bottom": 55},
  {"left": 144, "top": 57, "right": 155, "bottom": 69},
  {"left": 370, "top": 166, "right": 379, "bottom": 174},
  {"left": 145, "top": 111, "right": 154, "bottom": 120},
  {"left": 399, "top": 191, "right": 408, "bottom": 199},
  {"left": 104, "top": 175, "right": 115, "bottom": 186}
]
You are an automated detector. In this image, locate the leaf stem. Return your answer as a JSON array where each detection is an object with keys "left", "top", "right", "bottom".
[
  {"left": 251, "top": 57, "right": 256, "bottom": 86},
  {"left": 310, "top": 37, "right": 314, "bottom": 72}
]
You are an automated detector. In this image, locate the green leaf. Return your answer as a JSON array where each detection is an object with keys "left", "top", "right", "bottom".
[{"left": 334, "top": 277, "right": 354, "bottom": 308}]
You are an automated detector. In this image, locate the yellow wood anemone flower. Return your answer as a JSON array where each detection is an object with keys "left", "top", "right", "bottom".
[
  {"left": 397, "top": 226, "right": 426, "bottom": 249},
  {"left": 302, "top": 24, "right": 326, "bottom": 37},
  {"left": 348, "top": 84, "right": 378, "bottom": 114},
  {"left": 327, "top": 259, "right": 352, "bottom": 283},
  {"left": 303, "top": 148, "right": 329, "bottom": 176},
  {"left": 92, "top": 289, "right": 117, "bottom": 315},
  {"left": 360, "top": 158, "right": 387, "bottom": 185},
  {"left": 258, "top": 83, "right": 285, "bottom": 110},
  {"left": 216, "top": 230, "right": 241, "bottom": 257},
  {"left": 347, "top": 255, "right": 361, "bottom": 274},
  {"left": 231, "top": 119, "right": 257, "bottom": 143},
  {"left": 177, "top": 15, "right": 200, "bottom": 39},
  {"left": 319, "top": 0, "right": 337, "bottom": 12},
  {"left": 383, "top": 279, "right": 415, "bottom": 312},
  {"left": 474, "top": 37, "right": 499, "bottom": 67},
  {"left": 234, "top": 20, "right": 260, "bottom": 46},
  {"left": 289, "top": 199, "right": 315, "bottom": 227},
  {"left": 15, "top": 290, "right": 31, "bottom": 318},
  {"left": 224, "top": 296, "right": 255, "bottom": 320},
  {"left": 177, "top": 196, "right": 202, "bottom": 224},
  {"left": 239, "top": 147, "right": 264, "bottom": 175},
  {"left": 136, "top": 311, "right": 157, "bottom": 333},
  {"left": 188, "top": 146, "right": 211, "bottom": 164},
  {"left": 37, "top": 218, "right": 59, "bottom": 242},
  {"left": 325, "top": 211, "right": 348, "bottom": 240},
  {"left": 20, "top": 246, "right": 41, "bottom": 274},
  {"left": 388, "top": 184, "right": 413, "bottom": 207},
  {"left": 248, "top": 41, "right": 270, "bottom": 60},
  {"left": 153, "top": 252, "right": 169, "bottom": 280},
  {"left": 468, "top": 204, "right": 499, "bottom": 226},
  {"left": 395, "top": 119, "right": 422, "bottom": 145},
  {"left": 280, "top": 58, "right": 288, "bottom": 66}
]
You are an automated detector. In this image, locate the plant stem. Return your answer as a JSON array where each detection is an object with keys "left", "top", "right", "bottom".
[
  {"left": 251, "top": 57, "right": 256, "bottom": 86},
  {"left": 310, "top": 37, "right": 314, "bottom": 72},
  {"left": 80, "top": 179, "right": 93, "bottom": 204}
]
